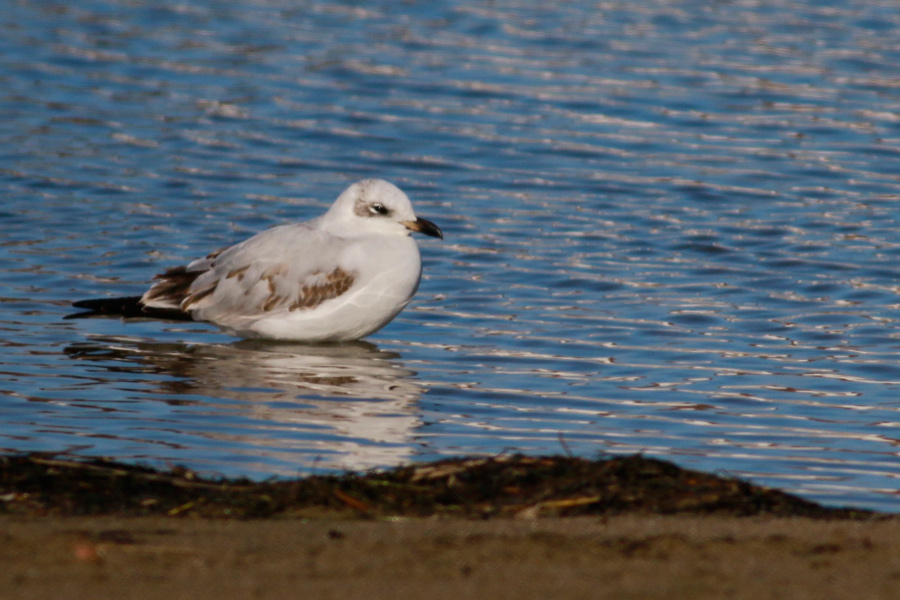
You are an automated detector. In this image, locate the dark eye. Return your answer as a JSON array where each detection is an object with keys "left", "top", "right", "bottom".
[{"left": 369, "top": 203, "right": 389, "bottom": 216}]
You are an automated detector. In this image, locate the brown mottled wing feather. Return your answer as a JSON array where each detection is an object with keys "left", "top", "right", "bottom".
[
  {"left": 139, "top": 225, "right": 359, "bottom": 321},
  {"left": 263, "top": 267, "right": 355, "bottom": 313},
  {"left": 285, "top": 267, "right": 355, "bottom": 311},
  {"left": 143, "top": 266, "right": 200, "bottom": 305},
  {"left": 141, "top": 266, "right": 216, "bottom": 313},
  {"left": 142, "top": 245, "right": 226, "bottom": 311},
  {"left": 146, "top": 261, "right": 355, "bottom": 318}
]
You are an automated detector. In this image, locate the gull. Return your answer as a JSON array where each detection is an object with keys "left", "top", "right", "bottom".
[{"left": 68, "top": 179, "right": 443, "bottom": 342}]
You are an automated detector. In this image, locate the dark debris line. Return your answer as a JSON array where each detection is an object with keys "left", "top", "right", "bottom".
[{"left": 0, "top": 453, "right": 879, "bottom": 520}]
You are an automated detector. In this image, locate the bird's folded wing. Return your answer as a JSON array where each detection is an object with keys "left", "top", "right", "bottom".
[{"left": 141, "top": 224, "right": 357, "bottom": 318}]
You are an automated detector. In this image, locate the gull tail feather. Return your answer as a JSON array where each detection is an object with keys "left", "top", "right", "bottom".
[{"left": 66, "top": 296, "right": 193, "bottom": 321}]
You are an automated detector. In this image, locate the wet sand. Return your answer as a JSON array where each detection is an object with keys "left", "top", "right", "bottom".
[
  {"left": 1, "top": 453, "right": 895, "bottom": 599},
  {"left": 4, "top": 513, "right": 900, "bottom": 600}
]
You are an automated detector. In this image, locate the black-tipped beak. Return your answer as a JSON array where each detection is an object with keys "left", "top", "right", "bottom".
[{"left": 403, "top": 217, "right": 443, "bottom": 240}]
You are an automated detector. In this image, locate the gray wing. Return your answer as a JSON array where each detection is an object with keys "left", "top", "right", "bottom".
[{"left": 141, "top": 223, "right": 357, "bottom": 319}]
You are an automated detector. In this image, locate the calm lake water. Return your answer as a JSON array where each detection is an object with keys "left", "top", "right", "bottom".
[{"left": 4, "top": 0, "right": 900, "bottom": 511}]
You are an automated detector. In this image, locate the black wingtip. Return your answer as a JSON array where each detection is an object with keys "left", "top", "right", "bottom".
[
  {"left": 68, "top": 296, "right": 145, "bottom": 318},
  {"left": 63, "top": 296, "right": 194, "bottom": 321},
  {"left": 66, "top": 296, "right": 194, "bottom": 322}
]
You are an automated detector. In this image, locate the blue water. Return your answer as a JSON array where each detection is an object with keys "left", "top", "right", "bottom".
[{"left": 4, "top": 0, "right": 900, "bottom": 511}]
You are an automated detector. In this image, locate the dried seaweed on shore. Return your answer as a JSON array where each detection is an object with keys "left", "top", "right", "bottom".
[{"left": 0, "top": 453, "right": 877, "bottom": 519}]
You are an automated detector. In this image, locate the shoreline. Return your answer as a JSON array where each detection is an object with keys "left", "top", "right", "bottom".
[
  {"left": 0, "top": 453, "right": 875, "bottom": 519},
  {"left": 2, "top": 452, "right": 894, "bottom": 599}
]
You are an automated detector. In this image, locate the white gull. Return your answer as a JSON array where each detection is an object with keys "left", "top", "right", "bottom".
[{"left": 69, "top": 179, "right": 443, "bottom": 342}]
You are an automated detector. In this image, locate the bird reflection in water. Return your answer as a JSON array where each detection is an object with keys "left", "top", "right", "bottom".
[{"left": 63, "top": 337, "right": 424, "bottom": 473}]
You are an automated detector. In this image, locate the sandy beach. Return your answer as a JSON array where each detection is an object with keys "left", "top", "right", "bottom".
[
  {"left": 1, "top": 453, "right": 894, "bottom": 599},
  {"left": 3, "top": 513, "right": 900, "bottom": 600}
]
